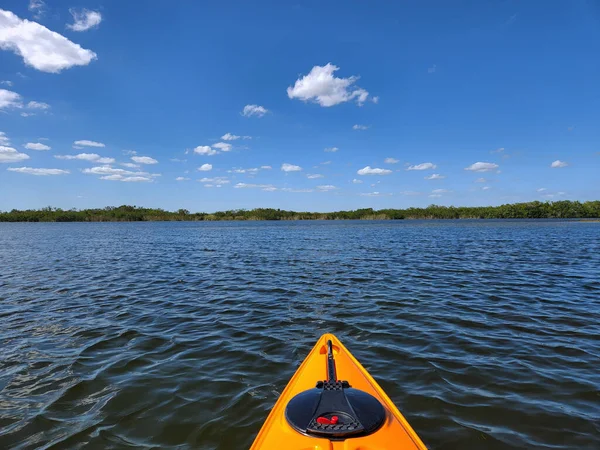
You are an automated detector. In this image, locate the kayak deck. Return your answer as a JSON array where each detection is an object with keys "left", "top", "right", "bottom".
[{"left": 250, "top": 333, "right": 427, "bottom": 449}]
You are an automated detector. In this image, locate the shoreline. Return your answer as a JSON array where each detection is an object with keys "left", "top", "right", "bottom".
[{"left": 1, "top": 201, "right": 599, "bottom": 222}]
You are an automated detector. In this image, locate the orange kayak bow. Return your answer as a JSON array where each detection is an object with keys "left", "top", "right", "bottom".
[{"left": 250, "top": 333, "right": 427, "bottom": 449}]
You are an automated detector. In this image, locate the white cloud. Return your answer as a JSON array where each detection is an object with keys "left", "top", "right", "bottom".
[
  {"left": 551, "top": 160, "right": 568, "bottom": 168},
  {"left": 464, "top": 162, "right": 499, "bottom": 172},
  {"left": 287, "top": 63, "right": 371, "bottom": 107},
  {"left": 83, "top": 166, "right": 142, "bottom": 176},
  {"left": 8, "top": 166, "right": 68, "bottom": 175},
  {"left": 122, "top": 149, "right": 137, "bottom": 155},
  {"left": 0, "top": 80, "right": 13, "bottom": 86},
  {"left": 230, "top": 167, "right": 260, "bottom": 174},
  {"left": 324, "top": 147, "right": 338, "bottom": 153},
  {"left": 234, "top": 182, "right": 276, "bottom": 191},
  {"left": 371, "top": 96, "right": 379, "bottom": 104},
  {"left": 357, "top": 166, "right": 392, "bottom": 175},
  {"left": 131, "top": 156, "right": 158, "bottom": 165},
  {"left": 432, "top": 189, "right": 449, "bottom": 194},
  {"left": 482, "top": 186, "right": 491, "bottom": 190},
  {"left": 74, "top": 140, "right": 105, "bottom": 148},
  {"left": 352, "top": 179, "right": 363, "bottom": 184},
  {"left": 82, "top": 165, "right": 157, "bottom": 182},
  {"left": 120, "top": 176, "right": 152, "bottom": 182},
  {"left": 26, "top": 100, "right": 49, "bottom": 109},
  {"left": 198, "top": 163, "right": 212, "bottom": 171},
  {"left": 428, "top": 64, "right": 437, "bottom": 73},
  {"left": 221, "top": 133, "right": 240, "bottom": 141},
  {"left": 21, "top": 112, "right": 34, "bottom": 117},
  {"left": 281, "top": 163, "right": 302, "bottom": 172},
  {"left": 360, "top": 191, "right": 392, "bottom": 197},
  {"left": 67, "top": 9, "right": 102, "bottom": 32},
  {"left": 199, "top": 177, "right": 229, "bottom": 184},
  {"left": 0, "top": 145, "right": 29, "bottom": 163},
  {"left": 212, "top": 142, "right": 232, "bottom": 152},
  {"left": 475, "top": 177, "right": 487, "bottom": 183},
  {"left": 28, "top": 0, "right": 45, "bottom": 17},
  {"left": 384, "top": 158, "right": 399, "bottom": 164},
  {"left": 281, "top": 188, "right": 313, "bottom": 193},
  {"left": 307, "top": 174, "right": 324, "bottom": 179},
  {"left": 353, "top": 124, "right": 369, "bottom": 130},
  {"left": 24, "top": 142, "right": 50, "bottom": 151},
  {"left": 0, "top": 88, "right": 22, "bottom": 109},
  {"left": 175, "top": 176, "right": 190, "bottom": 181},
  {"left": 407, "top": 162, "right": 436, "bottom": 171},
  {"left": 121, "top": 162, "right": 140, "bottom": 168},
  {"left": 537, "top": 188, "right": 547, "bottom": 192},
  {"left": 99, "top": 174, "right": 152, "bottom": 182},
  {"left": 317, "top": 185, "right": 337, "bottom": 191},
  {"left": 490, "top": 147, "right": 505, "bottom": 154},
  {"left": 194, "top": 145, "right": 217, "bottom": 156},
  {"left": 242, "top": 104, "right": 268, "bottom": 117},
  {"left": 425, "top": 173, "right": 445, "bottom": 180},
  {"left": 0, "top": 132, "right": 9, "bottom": 145},
  {"left": 0, "top": 9, "right": 97, "bottom": 73},
  {"left": 55, "top": 153, "right": 115, "bottom": 163},
  {"left": 260, "top": 165, "right": 272, "bottom": 170},
  {"left": 429, "top": 194, "right": 442, "bottom": 198}
]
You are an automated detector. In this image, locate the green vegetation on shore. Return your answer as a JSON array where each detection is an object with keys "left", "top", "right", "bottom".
[{"left": 1, "top": 201, "right": 599, "bottom": 222}]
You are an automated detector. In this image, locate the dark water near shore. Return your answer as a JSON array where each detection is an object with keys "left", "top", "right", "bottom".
[{"left": 1, "top": 220, "right": 599, "bottom": 449}]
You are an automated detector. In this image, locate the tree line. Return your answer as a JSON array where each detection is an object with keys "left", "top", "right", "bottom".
[{"left": 0, "top": 201, "right": 599, "bottom": 222}]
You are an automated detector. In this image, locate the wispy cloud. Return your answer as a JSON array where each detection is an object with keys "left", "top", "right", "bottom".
[
  {"left": 26, "top": 101, "right": 50, "bottom": 109},
  {"left": 316, "top": 185, "right": 337, "bottom": 191},
  {"left": 8, "top": 166, "right": 68, "bottom": 176},
  {"left": 24, "top": 142, "right": 50, "bottom": 151},
  {"left": 28, "top": 0, "right": 47, "bottom": 20},
  {"left": 67, "top": 9, "right": 102, "bottom": 32},
  {"left": 307, "top": 173, "right": 324, "bottom": 179},
  {"left": 357, "top": 166, "right": 392, "bottom": 175},
  {"left": 199, "top": 177, "right": 229, "bottom": 185},
  {"left": 221, "top": 133, "right": 240, "bottom": 141},
  {"left": 324, "top": 147, "right": 338, "bottom": 153},
  {"left": 234, "top": 182, "right": 276, "bottom": 191},
  {"left": 212, "top": 142, "right": 232, "bottom": 152},
  {"left": 175, "top": 176, "right": 190, "bottom": 181},
  {"left": 384, "top": 157, "right": 399, "bottom": 164},
  {"left": 407, "top": 162, "right": 436, "bottom": 171},
  {"left": 74, "top": 140, "right": 105, "bottom": 148},
  {"left": 360, "top": 191, "right": 391, "bottom": 197},
  {"left": 242, "top": 104, "right": 268, "bottom": 117},
  {"left": 281, "top": 163, "right": 302, "bottom": 172},
  {"left": 550, "top": 160, "right": 568, "bottom": 168},
  {"left": 464, "top": 162, "right": 499, "bottom": 172},
  {"left": 287, "top": 63, "right": 371, "bottom": 107},
  {"left": 197, "top": 163, "right": 212, "bottom": 172},
  {"left": 352, "top": 124, "right": 369, "bottom": 130},
  {"left": 428, "top": 64, "right": 437, "bottom": 73},
  {"left": 194, "top": 145, "right": 217, "bottom": 156},
  {"left": 425, "top": 173, "right": 445, "bottom": 180},
  {"left": 352, "top": 178, "right": 363, "bottom": 184},
  {"left": 55, "top": 153, "right": 114, "bottom": 164},
  {"left": 131, "top": 156, "right": 158, "bottom": 165}
]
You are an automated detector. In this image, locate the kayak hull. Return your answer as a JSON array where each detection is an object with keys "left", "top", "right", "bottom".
[{"left": 250, "top": 333, "right": 427, "bottom": 449}]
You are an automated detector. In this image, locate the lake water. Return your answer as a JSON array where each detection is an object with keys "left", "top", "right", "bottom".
[{"left": 1, "top": 220, "right": 599, "bottom": 449}]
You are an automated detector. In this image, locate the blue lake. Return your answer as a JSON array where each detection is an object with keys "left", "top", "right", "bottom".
[{"left": 1, "top": 220, "right": 599, "bottom": 449}]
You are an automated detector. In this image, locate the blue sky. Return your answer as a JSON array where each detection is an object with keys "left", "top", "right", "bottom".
[{"left": 1, "top": 1, "right": 599, "bottom": 212}]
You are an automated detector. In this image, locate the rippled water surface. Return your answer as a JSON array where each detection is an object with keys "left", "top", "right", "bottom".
[{"left": 1, "top": 221, "right": 599, "bottom": 449}]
